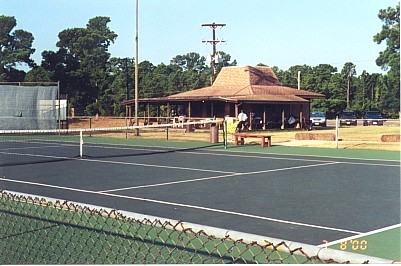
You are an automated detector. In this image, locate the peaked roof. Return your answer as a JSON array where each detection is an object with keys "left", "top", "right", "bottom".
[
  {"left": 213, "top": 65, "right": 281, "bottom": 87},
  {"left": 132, "top": 66, "right": 324, "bottom": 103}
]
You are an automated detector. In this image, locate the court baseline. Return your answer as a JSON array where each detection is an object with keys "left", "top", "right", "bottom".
[
  {"left": 319, "top": 223, "right": 401, "bottom": 248},
  {"left": 0, "top": 176, "right": 360, "bottom": 235}
]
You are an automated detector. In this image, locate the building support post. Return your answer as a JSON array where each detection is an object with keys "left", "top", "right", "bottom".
[
  {"left": 235, "top": 104, "right": 239, "bottom": 118},
  {"left": 263, "top": 107, "right": 266, "bottom": 130}
]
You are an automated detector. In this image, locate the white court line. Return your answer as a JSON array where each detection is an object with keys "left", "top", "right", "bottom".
[
  {"left": 0, "top": 151, "right": 236, "bottom": 174},
  {"left": 84, "top": 143, "right": 401, "bottom": 167},
  {"left": 100, "top": 161, "right": 341, "bottom": 193},
  {"left": 0, "top": 145, "right": 67, "bottom": 151},
  {"left": 84, "top": 143, "right": 169, "bottom": 153},
  {"left": 83, "top": 141, "right": 401, "bottom": 163},
  {"left": 318, "top": 223, "right": 401, "bottom": 248},
  {"left": 0, "top": 176, "right": 361, "bottom": 235},
  {"left": 223, "top": 148, "right": 401, "bottom": 163},
  {"left": 179, "top": 150, "right": 400, "bottom": 167}
]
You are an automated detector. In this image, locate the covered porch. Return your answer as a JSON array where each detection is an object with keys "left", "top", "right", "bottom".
[{"left": 126, "top": 97, "right": 311, "bottom": 130}]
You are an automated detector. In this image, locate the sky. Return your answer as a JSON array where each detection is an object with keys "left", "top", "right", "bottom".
[{"left": 2, "top": 0, "right": 399, "bottom": 75}]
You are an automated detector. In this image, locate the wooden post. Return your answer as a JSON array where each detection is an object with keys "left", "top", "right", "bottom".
[
  {"left": 147, "top": 103, "right": 150, "bottom": 124},
  {"left": 167, "top": 103, "right": 170, "bottom": 124},
  {"left": 300, "top": 110, "right": 303, "bottom": 129},
  {"left": 249, "top": 111, "right": 253, "bottom": 130},
  {"left": 235, "top": 104, "right": 239, "bottom": 118},
  {"left": 263, "top": 108, "right": 266, "bottom": 130},
  {"left": 157, "top": 103, "right": 160, "bottom": 124}
]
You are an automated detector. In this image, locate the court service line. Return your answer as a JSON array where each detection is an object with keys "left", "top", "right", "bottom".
[
  {"left": 224, "top": 149, "right": 401, "bottom": 163},
  {"left": 0, "top": 151, "right": 236, "bottom": 174},
  {"left": 83, "top": 143, "right": 400, "bottom": 167},
  {"left": 179, "top": 150, "right": 400, "bottom": 167},
  {"left": 0, "top": 176, "right": 361, "bottom": 235},
  {"left": 318, "top": 223, "right": 401, "bottom": 248},
  {"left": 99, "top": 161, "right": 341, "bottom": 193},
  {"left": 0, "top": 145, "right": 65, "bottom": 152},
  {"left": 84, "top": 142, "right": 400, "bottom": 163},
  {"left": 79, "top": 157, "right": 236, "bottom": 174}
]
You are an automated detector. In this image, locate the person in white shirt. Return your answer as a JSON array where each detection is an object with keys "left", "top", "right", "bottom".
[{"left": 237, "top": 110, "right": 248, "bottom": 132}]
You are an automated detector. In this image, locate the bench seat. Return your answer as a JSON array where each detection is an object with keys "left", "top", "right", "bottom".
[{"left": 234, "top": 133, "right": 271, "bottom": 147}]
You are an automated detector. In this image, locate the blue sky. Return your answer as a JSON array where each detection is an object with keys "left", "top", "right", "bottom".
[{"left": 2, "top": 0, "right": 398, "bottom": 75}]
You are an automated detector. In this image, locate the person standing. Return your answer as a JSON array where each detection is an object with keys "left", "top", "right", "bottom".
[{"left": 237, "top": 110, "right": 248, "bottom": 132}]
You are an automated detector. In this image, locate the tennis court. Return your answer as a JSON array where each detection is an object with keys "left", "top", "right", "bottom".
[{"left": 0, "top": 130, "right": 400, "bottom": 263}]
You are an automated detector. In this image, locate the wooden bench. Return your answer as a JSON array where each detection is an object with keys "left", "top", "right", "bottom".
[{"left": 234, "top": 133, "right": 272, "bottom": 148}]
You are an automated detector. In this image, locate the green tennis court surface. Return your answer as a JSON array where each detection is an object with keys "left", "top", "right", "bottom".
[
  {"left": 1, "top": 134, "right": 399, "bottom": 263},
  {"left": 327, "top": 225, "right": 401, "bottom": 261}
]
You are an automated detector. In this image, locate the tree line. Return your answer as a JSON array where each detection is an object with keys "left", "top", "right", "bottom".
[{"left": 0, "top": 4, "right": 399, "bottom": 118}]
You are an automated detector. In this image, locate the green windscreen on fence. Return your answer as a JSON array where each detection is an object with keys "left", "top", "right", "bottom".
[{"left": 0, "top": 190, "right": 393, "bottom": 264}]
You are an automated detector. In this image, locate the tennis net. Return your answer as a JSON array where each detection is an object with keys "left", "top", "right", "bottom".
[
  {"left": 0, "top": 120, "right": 222, "bottom": 167},
  {"left": 0, "top": 190, "right": 394, "bottom": 264}
]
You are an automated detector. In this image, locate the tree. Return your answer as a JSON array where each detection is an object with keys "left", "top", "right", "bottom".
[
  {"left": 24, "top": 66, "right": 52, "bottom": 82},
  {"left": 373, "top": 3, "right": 400, "bottom": 117},
  {"left": 374, "top": 4, "right": 400, "bottom": 72},
  {"left": 341, "top": 62, "right": 356, "bottom": 108},
  {"left": 171, "top": 52, "right": 206, "bottom": 73},
  {"left": 42, "top": 16, "right": 117, "bottom": 115},
  {"left": 0, "top": 15, "right": 35, "bottom": 81}
]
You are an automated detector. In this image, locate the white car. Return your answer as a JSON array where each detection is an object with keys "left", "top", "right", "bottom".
[{"left": 310, "top": 112, "right": 327, "bottom": 127}]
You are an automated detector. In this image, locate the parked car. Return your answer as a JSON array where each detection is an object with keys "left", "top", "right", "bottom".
[
  {"left": 339, "top": 110, "right": 357, "bottom": 126},
  {"left": 310, "top": 112, "right": 327, "bottom": 127},
  {"left": 363, "top": 111, "right": 385, "bottom": 126}
]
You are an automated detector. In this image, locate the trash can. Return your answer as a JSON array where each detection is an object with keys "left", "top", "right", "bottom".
[{"left": 210, "top": 123, "right": 219, "bottom": 143}]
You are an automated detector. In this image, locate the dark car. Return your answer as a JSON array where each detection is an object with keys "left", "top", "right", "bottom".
[
  {"left": 339, "top": 110, "right": 357, "bottom": 126},
  {"left": 363, "top": 111, "right": 385, "bottom": 126}
]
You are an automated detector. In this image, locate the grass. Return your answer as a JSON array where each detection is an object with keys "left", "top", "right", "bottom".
[
  {"left": 257, "top": 124, "right": 400, "bottom": 151},
  {"left": 70, "top": 118, "right": 400, "bottom": 152},
  {"left": 78, "top": 124, "right": 400, "bottom": 152}
]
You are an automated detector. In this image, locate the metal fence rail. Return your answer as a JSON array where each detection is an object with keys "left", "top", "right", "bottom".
[{"left": 0, "top": 190, "right": 393, "bottom": 264}]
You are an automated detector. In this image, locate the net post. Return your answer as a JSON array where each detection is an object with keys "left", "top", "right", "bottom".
[
  {"left": 125, "top": 117, "right": 127, "bottom": 139},
  {"left": 80, "top": 130, "right": 83, "bottom": 158}
]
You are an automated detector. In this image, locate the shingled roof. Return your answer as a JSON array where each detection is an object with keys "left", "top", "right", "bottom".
[{"left": 136, "top": 66, "right": 324, "bottom": 103}]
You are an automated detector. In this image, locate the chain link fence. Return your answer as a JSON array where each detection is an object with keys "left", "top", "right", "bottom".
[{"left": 0, "top": 190, "right": 393, "bottom": 264}]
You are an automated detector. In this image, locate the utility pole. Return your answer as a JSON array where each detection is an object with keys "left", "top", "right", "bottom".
[
  {"left": 201, "top": 22, "right": 226, "bottom": 83},
  {"left": 134, "top": 0, "right": 139, "bottom": 135},
  {"left": 122, "top": 57, "right": 134, "bottom": 120}
]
